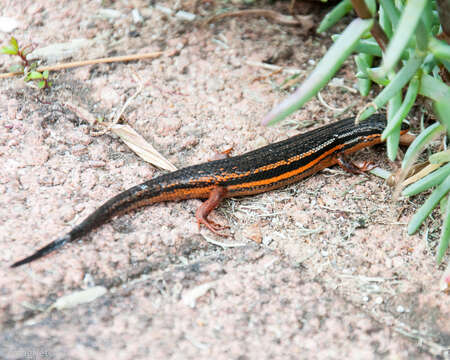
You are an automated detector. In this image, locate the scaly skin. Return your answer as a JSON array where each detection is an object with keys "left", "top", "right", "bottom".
[{"left": 11, "top": 114, "right": 408, "bottom": 267}]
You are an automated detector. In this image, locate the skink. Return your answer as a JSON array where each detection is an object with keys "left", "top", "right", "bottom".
[{"left": 11, "top": 114, "right": 408, "bottom": 267}]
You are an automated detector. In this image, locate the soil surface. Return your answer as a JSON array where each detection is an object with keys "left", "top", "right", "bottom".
[{"left": 0, "top": 1, "right": 448, "bottom": 359}]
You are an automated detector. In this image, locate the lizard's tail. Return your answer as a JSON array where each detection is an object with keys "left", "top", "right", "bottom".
[
  {"left": 10, "top": 169, "right": 208, "bottom": 268},
  {"left": 11, "top": 235, "right": 71, "bottom": 267},
  {"left": 10, "top": 179, "right": 164, "bottom": 268}
]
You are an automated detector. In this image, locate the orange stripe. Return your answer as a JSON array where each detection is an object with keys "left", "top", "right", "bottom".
[{"left": 228, "top": 134, "right": 381, "bottom": 191}]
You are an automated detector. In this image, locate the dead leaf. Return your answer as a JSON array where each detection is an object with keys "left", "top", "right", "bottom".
[
  {"left": 49, "top": 286, "right": 107, "bottom": 310},
  {"left": 110, "top": 123, "right": 177, "bottom": 172},
  {"left": 243, "top": 223, "right": 263, "bottom": 244},
  {"left": 181, "top": 281, "right": 216, "bottom": 308}
]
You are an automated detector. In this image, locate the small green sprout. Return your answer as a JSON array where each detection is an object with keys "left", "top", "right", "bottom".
[
  {"left": 1, "top": 37, "right": 52, "bottom": 89},
  {"left": 1, "top": 36, "right": 34, "bottom": 71},
  {"left": 25, "top": 69, "right": 52, "bottom": 89}
]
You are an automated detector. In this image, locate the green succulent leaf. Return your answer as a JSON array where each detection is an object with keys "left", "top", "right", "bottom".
[
  {"left": 355, "top": 53, "right": 374, "bottom": 96},
  {"left": 436, "top": 196, "right": 450, "bottom": 263},
  {"left": 381, "top": 0, "right": 429, "bottom": 76},
  {"left": 364, "top": 0, "right": 377, "bottom": 15},
  {"left": 428, "top": 37, "right": 450, "bottom": 61},
  {"left": 332, "top": 36, "right": 383, "bottom": 57},
  {"left": 382, "top": 74, "right": 419, "bottom": 141},
  {"left": 379, "top": 5, "right": 393, "bottom": 38},
  {"left": 402, "top": 122, "right": 445, "bottom": 169},
  {"left": 402, "top": 162, "right": 450, "bottom": 196},
  {"left": 262, "top": 18, "right": 374, "bottom": 126},
  {"left": 317, "top": 0, "right": 353, "bottom": 33},
  {"left": 386, "top": 79, "right": 402, "bottom": 161},
  {"left": 378, "top": 0, "right": 399, "bottom": 29},
  {"left": 407, "top": 175, "right": 450, "bottom": 235},
  {"left": 360, "top": 54, "right": 424, "bottom": 120},
  {"left": 429, "top": 150, "right": 450, "bottom": 164}
]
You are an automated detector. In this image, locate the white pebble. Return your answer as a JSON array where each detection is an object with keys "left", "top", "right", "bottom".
[
  {"left": 0, "top": 17, "right": 20, "bottom": 33},
  {"left": 176, "top": 10, "right": 196, "bottom": 22},
  {"left": 98, "top": 8, "right": 123, "bottom": 19},
  {"left": 375, "top": 296, "right": 383, "bottom": 304},
  {"left": 155, "top": 5, "right": 173, "bottom": 16},
  {"left": 132, "top": 8, "right": 143, "bottom": 23}
]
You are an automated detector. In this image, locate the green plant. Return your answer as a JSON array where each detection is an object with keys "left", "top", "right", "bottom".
[
  {"left": 0, "top": 36, "right": 33, "bottom": 70},
  {"left": 24, "top": 69, "right": 52, "bottom": 89},
  {"left": 1, "top": 36, "right": 52, "bottom": 89},
  {"left": 262, "top": 0, "right": 450, "bottom": 264}
]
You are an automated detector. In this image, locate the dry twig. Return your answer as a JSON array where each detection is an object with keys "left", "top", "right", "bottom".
[
  {"left": 208, "top": 9, "right": 312, "bottom": 27},
  {"left": 0, "top": 51, "right": 168, "bottom": 79}
]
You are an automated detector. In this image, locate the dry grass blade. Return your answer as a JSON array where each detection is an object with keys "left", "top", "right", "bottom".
[
  {"left": 401, "top": 162, "right": 443, "bottom": 188},
  {"left": 110, "top": 123, "right": 177, "bottom": 172},
  {"left": 208, "top": 9, "right": 312, "bottom": 27},
  {"left": 245, "top": 60, "right": 303, "bottom": 75}
]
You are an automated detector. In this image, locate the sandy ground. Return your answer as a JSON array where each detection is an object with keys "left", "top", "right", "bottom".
[{"left": 0, "top": 1, "right": 448, "bottom": 359}]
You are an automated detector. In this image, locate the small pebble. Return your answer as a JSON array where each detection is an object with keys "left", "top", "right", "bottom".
[
  {"left": 375, "top": 296, "right": 383, "bottom": 305},
  {"left": 176, "top": 11, "right": 196, "bottom": 22},
  {"left": 396, "top": 305, "right": 405, "bottom": 313},
  {"left": 155, "top": 5, "right": 173, "bottom": 16},
  {"left": 131, "top": 8, "right": 143, "bottom": 23},
  {"left": 0, "top": 16, "right": 20, "bottom": 33},
  {"left": 262, "top": 235, "right": 273, "bottom": 246},
  {"left": 87, "top": 160, "right": 106, "bottom": 168},
  {"left": 83, "top": 273, "right": 96, "bottom": 288},
  {"left": 98, "top": 8, "right": 122, "bottom": 19}
]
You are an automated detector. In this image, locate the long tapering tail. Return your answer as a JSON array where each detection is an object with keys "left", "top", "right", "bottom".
[
  {"left": 10, "top": 167, "right": 208, "bottom": 268},
  {"left": 10, "top": 235, "right": 71, "bottom": 267},
  {"left": 10, "top": 177, "right": 169, "bottom": 267}
]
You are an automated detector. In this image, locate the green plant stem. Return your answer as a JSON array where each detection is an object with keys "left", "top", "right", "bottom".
[{"left": 360, "top": 54, "right": 424, "bottom": 120}]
